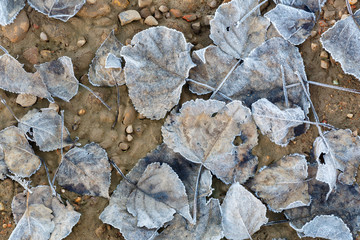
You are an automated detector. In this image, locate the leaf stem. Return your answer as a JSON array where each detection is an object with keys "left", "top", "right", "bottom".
[
  {"left": 192, "top": 164, "right": 203, "bottom": 225},
  {"left": 79, "top": 83, "right": 111, "bottom": 111},
  {"left": 0, "top": 94, "right": 20, "bottom": 122}
]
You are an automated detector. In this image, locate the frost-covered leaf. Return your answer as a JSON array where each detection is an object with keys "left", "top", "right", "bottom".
[
  {"left": 0, "top": 146, "right": 7, "bottom": 180},
  {"left": 120, "top": 26, "right": 195, "bottom": 120},
  {"left": 89, "top": 30, "right": 125, "bottom": 87},
  {"left": 222, "top": 182, "right": 268, "bottom": 240},
  {"left": 216, "top": 37, "right": 310, "bottom": 113},
  {"left": 9, "top": 204, "right": 55, "bottom": 240},
  {"left": 265, "top": 4, "right": 316, "bottom": 45},
  {"left": 188, "top": 45, "right": 237, "bottom": 95},
  {"left": 11, "top": 185, "right": 81, "bottom": 240},
  {"left": 0, "top": 0, "right": 25, "bottom": 26},
  {"left": 250, "top": 154, "right": 310, "bottom": 212},
  {"left": 126, "top": 162, "right": 191, "bottom": 229},
  {"left": 210, "top": 0, "right": 270, "bottom": 59},
  {"left": 0, "top": 126, "right": 40, "bottom": 178},
  {"left": 28, "top": 0, "right": 86, "bottom": 22},
  {"left": 35, "top": 56, "right": 79, "bottom": 102},
  {"left": 295, "top": 215, "right": 352, "bottom": 240},
  {"left": 320, "top": 10, "right": 360, "bottom": 81},
  {"left": 274, "top": 0, "right": 327, "bottom": 12},
  {"left": 18, "top": 108, "right": 73, "bottom": 152},
  {"left": 0, "top": 53, "right": 53, "bottom": 101},
  {"left": 162, "top": 99, "right": 258, "bottom": 184},
  {"left": 100, "top": 144, "right": 211, "bottom": 240},
  {"left": 56, "top": 142, "right": 111, "bottom": 198},
  {"left": 252, "top": 98, "right": 306, "bottom": 146},
  {"left": 314, "top": 129, "right": 360, "bottom": 195}
]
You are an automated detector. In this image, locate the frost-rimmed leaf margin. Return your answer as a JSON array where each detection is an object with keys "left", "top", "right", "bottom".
[{"left": 0, "top": 0, "right": 25, "bottom": 26}]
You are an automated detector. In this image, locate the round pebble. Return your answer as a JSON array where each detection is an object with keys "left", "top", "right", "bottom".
[
  {"left": 320, "top": 60, "right": 329, "bottom": 69},
  {"left": 40, "top": 32, "right": 48, "bottom": 41},
  {"left": 320, "top": 50, "right": 329, "bottom": 59},
  {"left": 119, "top": 142, "right": 130, "bottom": 151},
  {"left": 118, "top": 10, "right": 141, "bottom": 26},
  {"left": 126, "top": 125, "right": 133, "bottom": 134},
  {"left": 77, "top": 36, "right": 86, "bottom": 47},
  {"left": 0, "top": 202, "right": 4, "bottom": 211},
  {"left": 78, "top": 109, "right": 86, "bottom": 116},
  {"left": 48, "top": 102, "right": 60, "bottom": 112},
  {"left": 126, "top": 134, "right": 133, "bottom": 142},
  {"left": 16, "top": 93, "right": 37, "bottom": 107},
  {"left": 87, "top": 0, "right": 97, "bottom": 4},
  {"left": 159, "top": 5, "right": 169, "bottom": 13},
  {"left": 144, "top": 15, "right": 159, "bottom": 26},
  {"left": 347, "top": 113, "right": 354, "bottom": 119},
  {"left": 170, "top": 9, "right": 182, "bottom": 18}
]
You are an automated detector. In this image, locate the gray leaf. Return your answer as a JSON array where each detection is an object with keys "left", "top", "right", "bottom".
[
  {"left": 210, "top": 0, "right": 270, "bottom": 59},
  {"left": 320, "top": 10, "right": 360, "bottom": 81},
  {"left": 314, "top": 129, "right": 360, "bottom": 194},
  {"left": 35, "top": 56, "right": 79, "bottom": 102},
  {"left": 56, "top": 142, "right": 111, "bottom": 198},
  {"left": 126, "top": 162, "right": 191, "bottom": 229},
  {"left": 27, "top": 0, "right": 86, "bottom": 22},
  {"left": 0, "top": 53, "right": 53, "bottom": 101},
  {"left": 162, "top": 99, "right": 258, "bottom": 184},
  {"left": 295, "top": 215, "right": 352, "bottom": 240},
  {"left": 0, "top": 0, "right": 25, "bottom": 26},
  {"left": 18, "top": 108, "right": 73, "bottom": 152},
  {"left": 265, "top": 4, "right": 316, "bottom": 45},
  {"left": 252, "top": 98, "right": 306, "bottom": 146},
  {"left": 0, "top": 126, "right": 40, "bottom": 178},
  {"left": 9, "top": 204, "right": 55, "bottom": 240},
  {"left": 217, "top": 37, "right": 310, "bottom": 114},
  {"left": 250, "top": 154, "right": 310, "bottom": 212},
  {"left": 0, "top": 146, "right": 7, "bottom": 180},
  {"left": 222, "top": 182, "right": 268, "bottom": 240},
  {"left": 274, "top": 0, "right": 327, "bottom": 12},
  {"left": 120, "top": 26, "right": 195, "bottom": 120},
  {"left": 88, "top": 30, "right": 124, "bottom": 87},
  {"left": 188, "top": 45, "right": 237, "bottom": 95}
]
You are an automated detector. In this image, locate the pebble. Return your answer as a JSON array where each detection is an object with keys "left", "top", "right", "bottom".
[
  {"left": 126, "top": 134, "right": 133, "bottom": 142},
  {"left": 40, "top": 50, "right": 51, "bottom": 58},
  {"left": 61, "top": 189, "right": 66, "bottom": 193},
  {"left": 123, "top": 107, "right": 136, "bottom": 125},
  {"left": 144, "top": 15, "right": 158, "bottom": 26},
  {"left": 310, "top": 30, "right": 317, "bottom": 37},
  {"left": 332, "top": 79, "right": 339, "bottom": 85},
  {"left": 207, "top": 0, "right": 217, "bottom": 8},
  {"left": 183, "top": 14, "right": 197, "bottom": 22},
  {"left": 48, "top": 102, "right": 60, "bottom": 112},
  {"left": 138, "top": 113, "right": 146, "bottom": 119},
  {"left": 324, "top": 10, "right": 335, "bottom": 20},
  {"left": 341, "top": 14, "right": 349, "bottom": 20},
  {"left": 119, "top": 142, "right": 130, "bottom": 151},
  {"left": 140, "top": 8, "right": 151, "bottom": 18},
  {"left": 191, "top": 22, "right": 201, "bottom": 34},
  {"left": 0, "top": 202, "right": 4, "bottom": 211},
  {"left": 78, "top": 109, "right": 86, "bottom": 116},
  {"left": 154, "top": 10, "right": 162, "bottom": 19},
  {"left": 16, "top": 94, "right": 37, "bottom": 107},
  {"left": 126, "top": 125, "right": 133, "bottom": 134},
  {"left": 23, "top": 47, "right": 39, "bottom": 64},
  {"left": 138, "top": 0, "right": 152, "bottom": 8},
  {"left": 87, "top": 0, "right": 97, "bottom": 4},
  {"left": 349, "top": 0, "right": 357, "bottom": 4},
  {"left": 347, "top": 113, "right": 354, "bottom": 119},
  {"left": 164, "top": 12, "right": 170, "bottom": 18},
  {"left": 118, "top": 10, "right": 141, "bottom": 26},
  {"left": 203, "top": 15, "right": 214, "bottom": 26},
  {"left": 159, "top": 5, "right": 169, "bottom": 13},
  {"left": 311, "top": 43, "right": 318, "bottom": 51},
  {"left": 74, "top": 197, "right": 82, "bottom": 203},
  {"left": 170, "top": 9, "right": 182, "bottom": 18},
  {"left": 40, "top": 32, "right": 48, "bottom": 41},
  {"left": 320, "top": 50, "right": 329, "bottom": 59},
  {"left": 125, "top": 38, "right": 132, "bottom": 45},
  {"left": 77, "top": 36, "right": 86, "bottom": 47},
  {"left": 150, "top": 6, "right": 156, "bottom": 14},
  {"left": 112, "top": 0, "right": 129, "bottom": 8},
  {"left": 2, "top": 11, "right": 29, "bottom": 43},
  {"left": 320, "top": 60, "right": 329, "bottom": 69},
  {"left": 77, "top": 2, "right": 111, "bottom": 18}
]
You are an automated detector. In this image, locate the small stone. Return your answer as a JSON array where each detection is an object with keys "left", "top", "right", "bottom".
[
  {"left": 40, "top": 32, "right": 48, "bottom": 41},
  {"left": 324, "top": 10, "right": 335, "bottom": 20},
  {"left": 349, "top": 0, "right": 357, "bottom": 4},
  {"left": 95, "top": 225, "right": 106, "bottom": 238},
  {"left": 207, "top": 0, "right": 217, "bottom": 8},
  {"left": 77, "top": 2, "right": 111, "bottom": 18},
  {"left": 0, "top": 202, "right": 4, "bottom": 211},
  {"left": 123, "top": 107, "right": 136, "bottom": 125},
  {"left": 329, "top": 20, "right": 336, "bottom": 25},
  {"left": 332, "top": 79, "right": 339, "bottom": 85},
  {"left": 311, "top": 43, "right": 318, "bottom": 51},
  {"left": 310, "top": 30, "right": 317, "bottom": 37},
  {"left": 74, "top": 197, "right": 82, "bottom": 203},
  {"left": 87, "top": 0, "right": 96, "bottom": 4},
  {"left": 154, "top": 9, "right": 162, "bottom": 19},
  {"left": 183, "top": 14, "right": 197, "bottom": 22},
  {"left": 2, "top": 224, "right": 7, "bottom": 229},
  {"left": 16, "top": 94, "right": 37, "bottom": 107},
  {"left": 77, "top": 36, "right": 86, "bottom": 47},
  {"left": 119, "top": 142, "right": 129, "bottom": 151},
  {"left": 165, "top": 12, "right": 171, "bottom": 18},
  {"left": 144, "top": 15, "right": 158, "bottom": 26},
  {"left": 112, "top": 0, "right": 129, "bottom": 8},
  {"left": 48, "top": 102, "right": 60, "bottom": 112},
  {"left": 140, "top": 8, "right": 151, "bottom": 18},
  {"left": 159, "top": 5, "right": 169, "bottom": 13},
  {"left": 341, "top": 14, "right": 349, "bottom": 20},
  {"left": 138, "top": 0, "right": 152, "bottom": 8},
  {"left": 320, "top": 60, "right": 329, "bottom": 69},
  {"left": 126, "top": 125, "right": 133, "bottom": 134},
  {"left": 347, "top": 113, "right": 354, "bottom": 119},
  {"left": 78, "top": 109, "right": 86, "bottom": 116},
  {"left": 170, "top": 9, "right": 182, "bottom": 18},
  {"left": 191, "top": 22, "right": 201, "bottom": 34},
  {"left": 150, "top": 6, "right": 156, "bottom": 14},
  {"left": 320, "top": 50, "right": 329, "bottom": 59},
  {"left": 23, "top": 47, "right": 39, "bottom": 64},
  {"left": 61, "top": 189, "right": 66, "bottom": 193},
  {"left": 126, "top": 134, "right": 133, "bottom": 142},
  {"left": 203, "top": 15, "right": 214, "bottom": 26},
  {"left": 125, "top": 38, "right": 132, "bottom": 45},
  {"left": 1, "top": 11, "right": 29, "bottom": 43},
  {"left": 138, "top": 113, "right": 146, "bottom": 119},
  {"left": 118, "top": 10, "right": 141, "bottom": 26},
  {"left": 40, "top": 50, "right": 52, "bottom": 58}
]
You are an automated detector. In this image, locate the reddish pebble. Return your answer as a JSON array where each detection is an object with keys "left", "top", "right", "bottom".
[
  {"left": 183, "top": 14, "right": 197, "bottom": 22},
  {"left": 170, "top": 9, "right": 182, "bottom": 18},
  {"left": 33, "top": 23, "right": 39, "bottom": 29}
]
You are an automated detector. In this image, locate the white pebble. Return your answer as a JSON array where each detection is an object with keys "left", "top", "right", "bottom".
[
  {"left": 144, "top": 16, "right": 158, "bottom": 26},
  {"left": 16, "top": 94, "right": 37, "bottom": 107},
  {"left": 77, "top": 36, "right": 86, "bottom": 47},
  {"left": 40, "top": 32, "right": 48, "bottom": 41},
  {"left": 126, "top": 125, "right": 133, "bottom": 134},
  {"left": 159, "top": 5, "right": 169, "bottom": 13},
  {"left": 127, "top": 134, "right": 133, "bottom": 142}
]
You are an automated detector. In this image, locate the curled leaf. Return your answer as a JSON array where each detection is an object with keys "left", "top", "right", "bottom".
[
  {"left": 250, "top": 154, "right": 310, "bottom": 212},
  {"left": 56, "top": 143, "right": 111, "bottom": 198},
  {"left": 162, "top": 99, "right": 258, "bottom": 184},
  {"left": 120, "top": 26, "right": 195, "bottom": 120},
  {"left": 0, "top": 0, "right": 25, "bottom": 26}
]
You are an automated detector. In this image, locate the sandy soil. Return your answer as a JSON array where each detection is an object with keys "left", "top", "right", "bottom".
[{"left": 0, "top": 0, "right": 359, "bottom": 239}]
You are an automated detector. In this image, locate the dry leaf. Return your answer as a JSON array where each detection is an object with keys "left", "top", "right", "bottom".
[
  {"left": 18, "top": 108, "right": 73, "bottom": 152},
  {"left": 120, "top": 26, "right": 195, "bottom": 120},
  {"left": 320, "top": 10, "right": 360, "bottom": 81},
  {"left": 250, "top": 154, "right": 310, "bottom": 212},
  {"left": 265, "top": 4, "right": 316, "bottom": 45},
  {"left": 210, "top": 0, "right": 270, "bottom": 59},
  {"left": 88, "top": 30, "right": 125, "bottom": 87},
  {"left": 252, "top": 98, "right": 306, "bottom": 146},
  {"left": 222, "top": 182, "right": 268, "bottom": 240},
  {"left": 56, "top": 142, "right": 111, "bottom": 198},
  {"left": 0, "top": 146, "right": 7, "bottom": 180},
  {"left": 0, "top": 0, "right": 25, "bottom": 26},
  {"left": 274, "top": 0, "right": 327, "bottom": 12},
  {"left": 162, "top": 99, "right": 258, "bottom": 184},
  {"left": 0, "top": 126, "right": 40, "bottom": 178},
  {"left": 28, "top": 0, "right": 86, "bottom": 22}
]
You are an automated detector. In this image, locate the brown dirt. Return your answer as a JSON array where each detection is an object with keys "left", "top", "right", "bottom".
[{"left": 0, "top": 0, "right": 359, "bottom": 239}]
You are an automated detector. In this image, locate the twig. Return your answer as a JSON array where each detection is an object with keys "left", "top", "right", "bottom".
[
  {"left": 0, "top": 94, "right": 20, "bottom": 122},
  {"left": 346, "top": 0, "right": 353, "bottom": 15},
  {"left": 192, "top": 164, "right": 203, "bottom": 225},
  {"left": 235, "top": 0, "right": 269, "bottom": 28},
  {"left": 0, "top": 45, "right": 9, "bottom": 55},
  {"left": 281, "top": 65, "right": 289, "bottom": 108},
  {"left": 52, "top": 110, "right": 65, "bottom": 186},
  {"left": 7, "top": 174, "right": 32, "bottom": 193},
  {"left": 109, "top": 159, "right": 136, "bottom": 185},
  {"left": 79, "top": 83, "right": 111, "bottom": 111},
  {"left": 40, "top": 158, "right": 57, "bottom": 196},
  {"left": 186, "top": 79, "right": 233, "bottom": 101}
]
